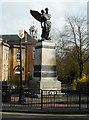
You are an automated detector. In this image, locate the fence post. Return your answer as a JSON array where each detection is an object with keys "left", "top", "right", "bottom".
[
  {"left": 41, "top": 89, "right": 43, "bottom": 109},
  {"left": 87, "top": 92, "right": 89, "bottom": 109},
  {"left": 79, "top": 92, "right": 81, "bottom": 110},
  {"left": 67, "top": 93, "right": 68, "bottom": 107}
]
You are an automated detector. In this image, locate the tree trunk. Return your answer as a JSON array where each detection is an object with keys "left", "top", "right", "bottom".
[{"left": 79, "top": 62, "right": 83, "bottom": 78}]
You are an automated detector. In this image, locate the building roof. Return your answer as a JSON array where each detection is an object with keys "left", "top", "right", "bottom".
[{"left": 0, "top": 34, "right": 36, "bottom": 45}]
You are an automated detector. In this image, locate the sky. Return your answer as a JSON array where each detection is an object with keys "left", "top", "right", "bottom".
[{"left": 0, "top": 0, "right": 88, "bottom": 39}]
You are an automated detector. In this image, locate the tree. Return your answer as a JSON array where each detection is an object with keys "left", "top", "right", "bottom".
[
  {"left": 51, "top": 15, "right": 89, "bottom": 88},
  {"left": 59, "top": 15, "right": 89, "bottom": 78},
  {"left": 57, "top": 47, "right": 79, "bottom": 85}
]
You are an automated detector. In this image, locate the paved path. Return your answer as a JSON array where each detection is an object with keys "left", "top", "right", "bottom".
[
  {"left": 2, "top": 103, "right": 89, "bottom": 114},
  {"left": 1, "top": 112, "right": 89, "bottom": 120}
]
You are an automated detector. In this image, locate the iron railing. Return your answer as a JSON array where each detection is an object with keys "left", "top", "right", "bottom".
[{"left": 2, "top": 88, "right": 89, "bottom": 112}]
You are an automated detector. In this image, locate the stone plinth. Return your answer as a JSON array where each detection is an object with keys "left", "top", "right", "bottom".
[{"left": 30, "top": 40, "right": 61, "bottom": 92}]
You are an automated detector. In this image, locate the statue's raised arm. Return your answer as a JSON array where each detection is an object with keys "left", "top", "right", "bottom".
[{"left": 30, "top": 8, "right": 51, "bottom": 40}]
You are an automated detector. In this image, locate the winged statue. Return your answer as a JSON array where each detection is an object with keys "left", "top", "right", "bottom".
[{"left": 30, "top": 8, "right": 51, "bottom": 40}]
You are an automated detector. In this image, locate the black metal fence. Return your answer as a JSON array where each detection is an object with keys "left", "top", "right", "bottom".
[
  {"left": 2, "top": 88, "right": 89, "bottom": 112},
  {"left": 41, "top": 90, "right": 89, "bottom": 110}
]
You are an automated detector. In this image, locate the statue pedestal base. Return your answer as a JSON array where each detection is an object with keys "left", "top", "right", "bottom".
[{"left": 29, "top": 40, "right": 61, "bottom": 93}]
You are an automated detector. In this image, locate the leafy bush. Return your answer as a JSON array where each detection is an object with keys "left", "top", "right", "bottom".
[
  {"left": 71, "top": 74, "right": 89, "bottom": 92},
  {"left": 9, "top": 74, "right": 20, "bottom": 86}
]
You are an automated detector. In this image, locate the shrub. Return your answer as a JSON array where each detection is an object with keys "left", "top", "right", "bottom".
[{"left": 9, "top": 74, "right": 20, "bottom": 86}]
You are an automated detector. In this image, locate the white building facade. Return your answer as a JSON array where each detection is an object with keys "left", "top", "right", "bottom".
[{"left": 0, "top": 39, "right": 9, "bottom": 81}]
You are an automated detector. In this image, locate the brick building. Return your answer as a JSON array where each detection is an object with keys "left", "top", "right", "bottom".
[{"left": 0, "top": 34, "right": 35, "bottom": 85}]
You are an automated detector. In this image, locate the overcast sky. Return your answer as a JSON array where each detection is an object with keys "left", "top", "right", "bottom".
[{"left": 0, "top": 0, "right": 88, "bottom": 39}]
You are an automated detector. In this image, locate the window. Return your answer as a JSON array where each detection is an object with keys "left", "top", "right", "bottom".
[
  {"left": 16, "top": 50, "right": 20, "bottom": 60},
  {"left": 6, "top": 49, "right": 8, "bottom": 60},
  {"left": 32, "top": 47, "right": 35, "bottom": 59},
  {"left": 15, "top": 66, "right": 24, "bottom": 74}
]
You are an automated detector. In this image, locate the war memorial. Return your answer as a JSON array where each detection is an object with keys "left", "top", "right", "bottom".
[
  {"left": 2, "top": 7, "right": 88, "bottom": 115},
  {"left": 30, "top": 8, "right": 61, "bottom": 92}
]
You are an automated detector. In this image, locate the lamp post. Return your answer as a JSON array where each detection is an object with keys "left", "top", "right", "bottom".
[{"left": 18, "top": 28, "right": 25, "bottom": 103}]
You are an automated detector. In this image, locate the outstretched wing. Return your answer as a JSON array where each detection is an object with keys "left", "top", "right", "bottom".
[{"left": 30, "top": 10, "right": 41, "bottom": 22}]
